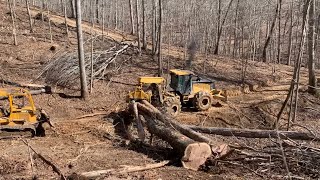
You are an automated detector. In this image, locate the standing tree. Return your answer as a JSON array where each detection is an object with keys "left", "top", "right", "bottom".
[
  {"left": 262, "top": 0, "right": 282, "bottom": 62},
  {"left": 275, "top": 0, "right": 310, "bottom": 128},
  {"left": 75, "top": 0, "right": 89, "bottom": 99},
  {"left": 141, "top": 0, "right": 147, "bottom": 50},
  {"left": 214, "top": 0, "right": 234, "bottom": 55},
  {"left": 129, "top": 0, "right": 135, "bottom": 35},
  {"left": 136, "top": 0, "right": 141, "bottom": 55},
  {"left": 157, "top": 0, "right": 163, "bottom": 76},
  {"left": 9, "top": 0, "right": 17, "bottom": 45},
  {"left": 307, "top": 0, "right": 317, "bottom": 95},
  {"left": 63, "top": 0, "right": 69, "bottom": 40},
  {"left": 25, "top": 0, "right": 33, "bottom": 33}
]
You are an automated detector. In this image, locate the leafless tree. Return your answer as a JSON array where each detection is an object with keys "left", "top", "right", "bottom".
[{"left": 75, "top": 0, "right": 89, "bottom": 99}]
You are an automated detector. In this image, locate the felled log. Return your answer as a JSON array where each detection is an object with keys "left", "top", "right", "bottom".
[
  {"left": 140, "top": 115, "right": 212, "bottom": 171},
  {"left": 138, "top": 100, "right": 213, "bottom": 144},
  {"left": 129, "top": 101, "right": 145, "bottom": 141},
  {"left": 0, "top": 89, "right": 49, "bottom": 100},
  {"left": 0, "top": 79, "right": 51, "bottom": 93},
  {"left": 187, "top": 126, "right": 320, "bottom": 141},
  {"left": 72, "top": 160, "right": 169, "bottom": 179}
]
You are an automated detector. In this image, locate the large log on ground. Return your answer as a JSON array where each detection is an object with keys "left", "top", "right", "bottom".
[
  {"left": 187, "top": 126, "right": 320, "bottom": 141},
  {"left": 140, "top": 115, "right": 212, "bottom": 171},
  {"left": 137, "top": 100, "right": 213, "bottom": 144}
]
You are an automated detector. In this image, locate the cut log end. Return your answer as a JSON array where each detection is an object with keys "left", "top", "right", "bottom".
[{"left": 181, "top": 143, "right": 212, "bottom": 171}]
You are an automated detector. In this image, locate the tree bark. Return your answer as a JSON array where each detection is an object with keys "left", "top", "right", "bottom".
[
  {"left": 262, "top": 0, "right": 282, "bottom": 62},
  {"left": 129, "top": 0, "right": 135, "bottom": 35},
  {"left": 187, "top": 126, "right": 319, "bottom": 141},
  {"left": 275, "top": 0, "right": 310, "bottom": 127},
  {"left": 157, "top": 0, "right": 163, "bottom": 76},
  {"left": 141, "top": 0, "right": 147, "bottom": 50},
  {"left": 277, "top": 0, "right": 282, "bottom": 64},
  {"left": 9, "top": 0, "right": 17, "bottom": 45},
  {"left": 287, "top": 1, "right": 293, "bottom": 66},
  {"left": 69, "top": 0, "right": 76, "bottom": 18},
  {"left": 63, "top": 0, "right": 69, "bottom": 40},
  {"left": 152, "top": 0, "right": 157, "bottom": 55},
  {"left": 141, "top": 116, "right": 212, "bottom": 171},
  {"left": 135, "top": 0, "right": 141, "bottom": 55},
  {"left": 75, "top": 0, "right": 89, "bottom": 99},
  {"left": 214, "top": 0, "right": 234, "bottom": 55},
  {"left": 46, "top": 3, "right": 53, "bottom": 43},
  {"left": 308, "top": 0, "right": 317, "bottom": 94},
  {"left": 137, "top": 101, "right": 213, "bottom": 144},
  {"left": 25, "top": 0, "right": 33, "bottom": 33}
]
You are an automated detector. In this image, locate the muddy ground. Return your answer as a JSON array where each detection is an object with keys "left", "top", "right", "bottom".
[{"left": 0, "top": 1, "right": 320, "bottom": 179}]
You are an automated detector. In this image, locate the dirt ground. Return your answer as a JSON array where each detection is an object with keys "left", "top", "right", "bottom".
[{"left": 0, "top": 1, "right": 320, "bottom": 179}]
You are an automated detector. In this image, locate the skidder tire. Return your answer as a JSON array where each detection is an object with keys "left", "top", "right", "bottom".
[
  {"left": 194, "top": 92, "right": 212, "bottom": 111},
  {"left": 164, "top": 97, "right": 181, "bottom": 117}
]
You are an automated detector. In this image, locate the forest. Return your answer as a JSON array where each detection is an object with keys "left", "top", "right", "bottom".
[{"left": 0, "top": 0, "right": 319, "bottom": 179}]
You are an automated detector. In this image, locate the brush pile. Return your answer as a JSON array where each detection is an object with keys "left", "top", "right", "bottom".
[{"left": 38, "top": 44, "right": 129, "bottom": 88}]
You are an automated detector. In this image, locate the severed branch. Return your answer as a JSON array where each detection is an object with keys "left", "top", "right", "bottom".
[
  {"left": 21, "top": 139, "right": 66, "bottom": 180},
  {"left": 75, "top": 112, "right": 110, "bottom": 119},
  {"left": 73, "top": 160, "right": 170, "bottom": 179}
]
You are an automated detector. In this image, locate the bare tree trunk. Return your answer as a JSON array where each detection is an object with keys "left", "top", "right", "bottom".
[
  {"left": 287, "top": 1, "right": 293, "bottom": 66},
  {"left": 102, "top": 0, "right": 105, "bottom": 41},
  {"left": 277, "top": 0, "right": 282, "bottom": 64},
  {"left": 46, "top": 3, "right": 53, "bottom": 43},
  {"left": 70, "top": 0, "right": 76, "bottom": 18},
  {"left": 129, "top": 0, "right": 135, "bottom": 35},
  {"left": 59, "top": 0, "right": 63, "bottom": 12},
  {"left": 90, "top": 0, "right": 95, "bottom": 93},
  {"left": 9, "top": 0, "right": 17, "bottom": 45},
  {"left": 136, "top": 0, "right": 141, "bottom": 55},
  {"left": 41, "top": 0, "right": 45, "bottom": 21},
  {"left": 308, "top": 0, "right": 317, "bottom": 95},
  {"left": 25, "top": 0, "right": 33, "bottom": 33},
  {"left": 75, "top": 0, "right": 89, "bottom": 99},
  {"left": 141, "top": 0, "right": 147, "bottom": 50},
  {"left": 63, "top": 0, "right": 69, "bottom": 40},
  {"left": 152, "top": 0, "right": 158, "bottom": 56},
  {"left": 275, "top": 0, "right": 310, "bottom": 128},
  {"left": 157, "top": 0, "right": 163, "bottom": 76},
  {"left": 262, "top": 0, "right": 282, "bottom": 62},
  {"left": 95, "top": 0, "right": 99, "bottom": 23},
  {"left": 115, "top": 0, "right": 118, "bottom": 29},
  {"left": 214, "top": 0, "right": 234, "bottom": 55},
  {"left": 233, "top": 0, "right": 240, "bottom": 57}
]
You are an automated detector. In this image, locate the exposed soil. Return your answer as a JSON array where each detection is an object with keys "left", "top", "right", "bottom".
[{"left": 0, "top": 1, "right": 319, "bottom": 179}]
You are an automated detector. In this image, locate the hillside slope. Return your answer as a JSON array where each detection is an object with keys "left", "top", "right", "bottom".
[{"left": 0, "top": 1, "right": 319, "bottom": 179}]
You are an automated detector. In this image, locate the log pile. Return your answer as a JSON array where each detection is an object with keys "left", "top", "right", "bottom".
[
  {"left": 129, "top": 100, "right": 228, "bottom": 171},
  {"left": 127, "top": 100, "right": 320, "bottom": 177},
  {"left": 37, "top": 45, "right": 129, "bottom": 88}
]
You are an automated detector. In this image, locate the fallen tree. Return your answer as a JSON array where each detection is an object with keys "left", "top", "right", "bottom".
[
  {"left": 186, "top": 126, "right": 320, "bottom": 141},
  {"left": 129, "top": 100, "right": 227, "bottom": 171},
  {"left": 137, "top": 100, "right": 213, "bottom": 144},
  {"left": 140, "top": 115, "right": 212, "bottom": 171},
  {"left": 125, "top": 100, "right": 320, "bottom": 177}
]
